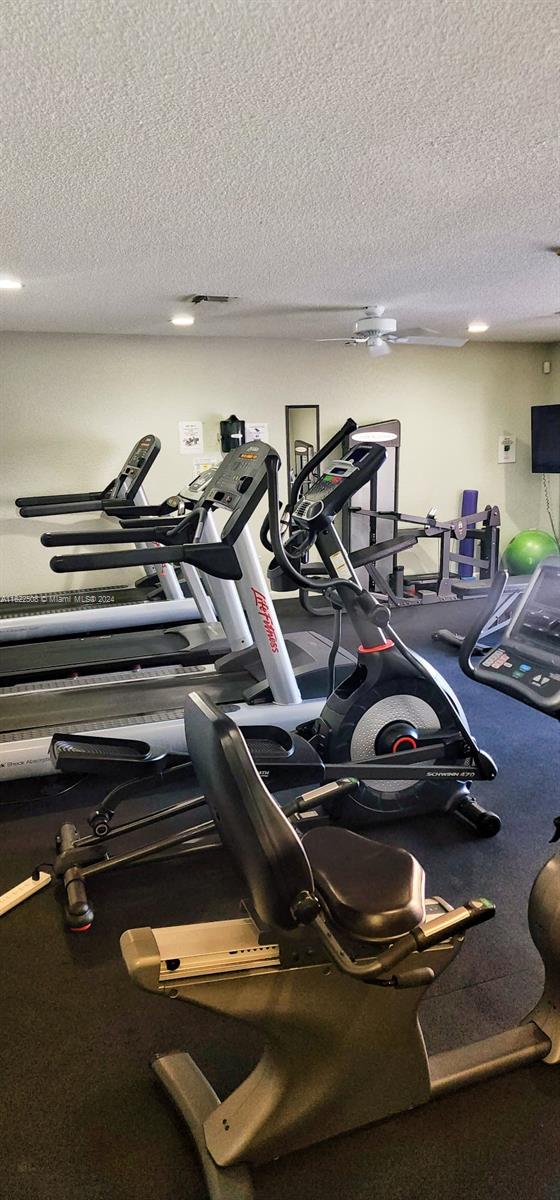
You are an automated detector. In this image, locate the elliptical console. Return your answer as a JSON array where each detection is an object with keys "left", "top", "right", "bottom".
[{"left": 460, "top": 556, "right": 560, "bottom": 718}]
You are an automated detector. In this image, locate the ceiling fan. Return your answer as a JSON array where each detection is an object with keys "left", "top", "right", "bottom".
[{"left": 316, "top": 306, "right": 468, "bottom": 356}]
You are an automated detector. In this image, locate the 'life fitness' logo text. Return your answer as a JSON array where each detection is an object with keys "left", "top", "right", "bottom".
[{"left": 251, "top": 588, "right": 279, "bottom": 653}]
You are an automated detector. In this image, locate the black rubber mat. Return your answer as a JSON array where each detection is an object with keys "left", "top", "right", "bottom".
[{"left": 1, "top": 598, "right": 559, "bottom": 1200}]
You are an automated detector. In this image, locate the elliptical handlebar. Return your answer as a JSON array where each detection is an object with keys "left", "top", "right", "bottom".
[
  {"left": 265, "top": 453, "right": 361, "bottom": 598},
  {"left": 288, "top": 417, "right": 358, "bottom": 509},
  {"left": 260, "top": 418, "right": 358, "bottom": 554}
]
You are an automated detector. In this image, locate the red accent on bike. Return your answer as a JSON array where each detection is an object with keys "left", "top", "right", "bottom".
[{"left": 392, "top": 736, "right": 417, "bottom": 753}]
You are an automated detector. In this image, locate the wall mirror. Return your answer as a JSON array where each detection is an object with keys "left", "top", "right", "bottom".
[{"left": 285, "top": 405, "right": 321, "bottom": 493}]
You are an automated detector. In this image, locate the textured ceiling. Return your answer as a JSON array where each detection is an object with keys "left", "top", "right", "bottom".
[{"left": 0, "top": 0, "right": 559, "bottom": 343}]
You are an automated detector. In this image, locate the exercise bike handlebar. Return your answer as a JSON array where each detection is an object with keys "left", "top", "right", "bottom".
[{"left": 314, "top": 896, "right": 495, "bottom": 986}]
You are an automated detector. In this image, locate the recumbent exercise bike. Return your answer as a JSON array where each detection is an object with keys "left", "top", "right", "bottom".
[{"left": 121, "top": 555, "right": 560, "bottom": 1199}]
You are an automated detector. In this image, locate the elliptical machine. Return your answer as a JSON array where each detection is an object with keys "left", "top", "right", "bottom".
[{"left": 264, "top": 430, "right": 500, "bottom": 834}]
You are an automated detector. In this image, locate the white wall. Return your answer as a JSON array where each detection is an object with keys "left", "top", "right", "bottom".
[{"left": 0, "top": 331, "right": 557, "bottom": 595}]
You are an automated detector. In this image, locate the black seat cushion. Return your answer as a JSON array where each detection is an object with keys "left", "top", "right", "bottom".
[{"left": 302, "top": 826, "right": 425, "bottom": 943}]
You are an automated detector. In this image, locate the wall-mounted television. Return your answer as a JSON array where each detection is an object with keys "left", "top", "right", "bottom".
[{"left": 531, "top": 404, "right": 560, "bottom": 473}]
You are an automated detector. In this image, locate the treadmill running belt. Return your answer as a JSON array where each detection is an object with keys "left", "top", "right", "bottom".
[
  {"left": 0, "top": 664, "right": 250, "bottom": 735},
  {"left": 0, "top": 622, "right": 228, "bottom": 683}
]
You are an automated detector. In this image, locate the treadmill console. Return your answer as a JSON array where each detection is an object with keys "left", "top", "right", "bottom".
[
  {"left": 108, "top": 434, "right": 161, "bottom": 500},
  {"left": 200, "top": 442, "right": 273, "bottom": 544},
  {"left": 292, "top": 443, "right": 387, "bottom": 530},
  {"left": 177, "top": 467, "right": 220, "bottom": 509},
  {"left": 467, "top": 557, "right": 560, "bottom": 716}
]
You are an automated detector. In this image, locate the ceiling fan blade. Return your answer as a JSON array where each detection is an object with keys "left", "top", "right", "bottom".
[
  {"left": 315, "top": 337, "right": 356, "bottom": 342},
  {"left": 393, "top": 336, "right": 468, "bottom": 348},
  {"left": 397, "top": 325, "right": 443, "bottom": 337}
]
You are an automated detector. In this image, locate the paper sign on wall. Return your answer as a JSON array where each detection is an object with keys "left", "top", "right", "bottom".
[
  {"left": 498, "top": 434, "right": 516, "bottom": 464},
  {"left": 178, "top": 420, "right": 204, "bottom": 454},
  {"left": 245, "top": 422, "right": 269, "bottom": 444},
  {"left": 193, "top": 457, "right": 222, "bottom": 477}
]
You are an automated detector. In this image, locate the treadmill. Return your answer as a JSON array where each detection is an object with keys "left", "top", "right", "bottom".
[
  {"left": 0, "top": 435, "right": 204, "bottom": 639},
  {"left": 0, "top": 438, "right": 357, "bottom": 780},
  {"left": 0, "top": 457, "right": 224, "bottom": 646},
  {"left": 2, "top": 434, "right": 164, "bottom": 615},
  {"left": 0, "top": 466, "right": 253, "bottom": 684}
]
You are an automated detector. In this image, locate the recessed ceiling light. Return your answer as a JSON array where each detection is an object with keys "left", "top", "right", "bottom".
[
  {"left": 468, "top": 320, "right": 489, "bottom": 333},
  {"left": 171, "top": 314, "right": 195, "bottom": 327},
  {"left": 0, "top": 277, "right": 23, "bottom": 290}
]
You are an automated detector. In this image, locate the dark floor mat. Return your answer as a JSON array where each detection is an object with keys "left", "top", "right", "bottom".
[{"left": 1, "top": 597, "right": 559, "bottom": 1199}]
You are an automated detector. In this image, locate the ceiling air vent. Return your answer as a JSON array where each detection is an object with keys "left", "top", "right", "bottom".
[{"left": 180, "top": 294, "right": 233, "bottom": 305}]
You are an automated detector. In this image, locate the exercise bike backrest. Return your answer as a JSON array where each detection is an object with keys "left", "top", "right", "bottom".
[
  {"left": 460, "top": 556, "right": 560, "bottom": 720},
  {"left": 184, "top": 691, "right": 315, "bottom": 932}
]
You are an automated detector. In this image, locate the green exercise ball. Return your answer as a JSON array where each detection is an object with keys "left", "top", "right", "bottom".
[{"left": 503, "top": 529, "right": 558, "bottom": 575}]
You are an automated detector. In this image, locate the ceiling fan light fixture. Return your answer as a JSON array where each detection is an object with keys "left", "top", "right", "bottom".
[
  {"left": 467, "top": 320, "right": 489, "bottom": 333},
  {"left": 367, "top": 336, "right": 391, "bottom": 357},
  {"left": 0, "top": 276, "right": 23, "bottom": 290}
]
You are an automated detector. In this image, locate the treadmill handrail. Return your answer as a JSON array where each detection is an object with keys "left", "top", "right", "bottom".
[
  {"left": 41, "top": 524, "right": 183, "bottom": 547},
  {"left": 105, "top": 500, "right": 181, "bottom": 520},
  {"left": 16, "top": 489, "right": 105, "bottom": 507},
  {"left": 18, "top": 498, "right": 107, "bottom": 517},
  {"left": 16, "top": 433, "right": 161, "bottom": 517},
  {"left": 50, "top": 542, "right": 242, "bottom": 580}
]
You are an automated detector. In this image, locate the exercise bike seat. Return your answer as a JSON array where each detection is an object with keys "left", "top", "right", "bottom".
[
  {"left": 302, "top": 826, "right": 426, "bottom": 942},
  {"left": 184, "top": 691, "right": 425, "bottom": 943}
]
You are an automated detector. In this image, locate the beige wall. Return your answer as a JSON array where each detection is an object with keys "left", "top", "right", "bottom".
[
  {"left": 0, "top": 331, "right": 558, "bottom": 595},
  {"left": 538, "top": 342, "right": 560, "bottom": 534}
]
